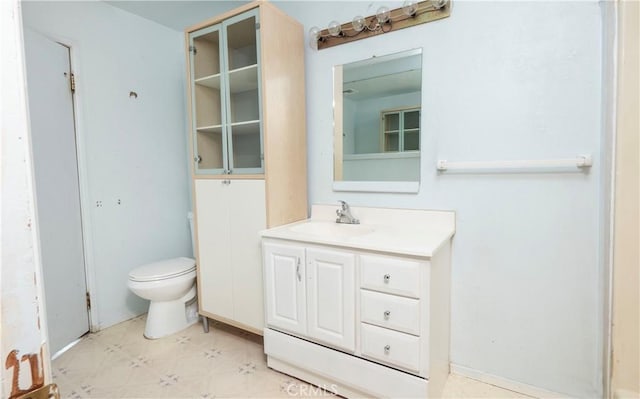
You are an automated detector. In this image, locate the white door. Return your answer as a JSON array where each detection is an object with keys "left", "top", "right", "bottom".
[
  {"left": 228, "top": 180, "right": 266, "bottom": 330},
  {"left": 23, "top": 29, "right": 89, "bottom": 355},
  {"left": 263, "top": 242, "right": 306, "bottom": 335},
  {"left": 306, "top": 248, "right": 355, "bottom": 351},
  {"left": 194, "top": 179, "right": 233, "bottom": 319}
]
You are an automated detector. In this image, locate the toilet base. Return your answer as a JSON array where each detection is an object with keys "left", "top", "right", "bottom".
[{"left": 144, "top": 285, "right": 197, "bottom": 339}]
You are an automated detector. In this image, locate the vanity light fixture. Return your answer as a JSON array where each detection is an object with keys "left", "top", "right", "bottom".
[{"left": 308, "top": 0, "right": 451, "bottom": 50}]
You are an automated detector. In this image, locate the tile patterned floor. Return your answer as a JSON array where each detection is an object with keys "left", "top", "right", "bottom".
[{"left": 52, "top": 316, "right": 531, "bottom": 398}]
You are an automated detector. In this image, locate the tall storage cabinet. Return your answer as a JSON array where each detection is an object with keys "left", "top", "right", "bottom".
[{"left": 186, "top": 2, "right": 307, "bottom": 334}]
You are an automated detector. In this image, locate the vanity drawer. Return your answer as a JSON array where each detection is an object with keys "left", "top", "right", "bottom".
[
  {"left": 361, "top": 290, "right": 420, "bottom": 335},
  {"left": 360, "top": 255, "right": 421, "bottom": 298},
  {"left": 361, "top": 323, "right": 420, "bottom": 373}
]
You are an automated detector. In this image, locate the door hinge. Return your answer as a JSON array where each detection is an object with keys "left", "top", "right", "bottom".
[
  {"left": 255, "top": 22, "right": 260, "bottom": 30},
  {"left": 189, "top": 45, "right": 197, "bottom": 54},
  {"left": 85, "top": 292, "right": 91, "bottom": 309},
  {"left": 70, "top": 73, "right": 76, "bottom": 93}
]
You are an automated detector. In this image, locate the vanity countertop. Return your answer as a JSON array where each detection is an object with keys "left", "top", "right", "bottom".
[{"left": 260, "top": 204, "right": 455, "bottom": 258}]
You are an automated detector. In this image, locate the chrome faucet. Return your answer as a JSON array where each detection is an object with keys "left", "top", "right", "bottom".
[{"left": 336, "top": 200, "right": 359, "bottom": 224}]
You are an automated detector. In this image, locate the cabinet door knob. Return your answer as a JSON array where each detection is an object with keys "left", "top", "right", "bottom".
[
  {"left": 383, "top": 274, "right": 391, "bottom": 283},
  {"left": 383, "top": 310, "right": 391, "bottom": 320},
  {"left": 384, "top": 345, "right": 391, "bottom": 354},
  {"left": 194, "top": 155, "right": 202, "bottom": 164}
]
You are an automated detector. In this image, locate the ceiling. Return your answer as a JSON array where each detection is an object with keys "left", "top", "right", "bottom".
[
  {"left": 343, "top": 69, "right": 421, "bottom": 101},
  {"left": 105, "top": 1, "right": 250, "bottom": 31}
]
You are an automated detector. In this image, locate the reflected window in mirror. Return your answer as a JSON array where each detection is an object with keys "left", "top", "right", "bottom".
[
  {"left": 381, "top": 107, "right": 420, "bottom": 152},
  {"left": 334, "top": 48, "right": 422, "bottom": 190}
]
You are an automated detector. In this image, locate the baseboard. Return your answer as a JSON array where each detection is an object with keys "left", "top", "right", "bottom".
[
  {"left": 450, "top": 364, "right": 570, "bottom": 399},
  {"left": 614, "top": 389, "right": 640, "bottom": 399}
]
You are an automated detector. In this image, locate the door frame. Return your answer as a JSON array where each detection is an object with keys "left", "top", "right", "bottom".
[{"left": 26, "top": 30, "right": 99, "bottom": 333}]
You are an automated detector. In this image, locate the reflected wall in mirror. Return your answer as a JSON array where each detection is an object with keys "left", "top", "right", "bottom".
[{"left": 334, "top": 48, "right": 422, "bottom": 185}]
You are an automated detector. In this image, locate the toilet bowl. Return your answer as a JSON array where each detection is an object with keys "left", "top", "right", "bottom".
[
  {"left": 128, "top": 212, "right": 200, "bottom": 339},
  {"left": 128, "top": 257, "right": 198, "bottom": 339}
]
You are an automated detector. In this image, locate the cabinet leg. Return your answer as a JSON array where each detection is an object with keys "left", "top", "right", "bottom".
[{"left": 201, "top": 316, "right": 209, "bottom": 333}]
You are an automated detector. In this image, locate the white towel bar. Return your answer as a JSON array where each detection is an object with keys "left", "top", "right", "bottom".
[{"left": 436, "top": 155, "right": 593, "bottom": 171}]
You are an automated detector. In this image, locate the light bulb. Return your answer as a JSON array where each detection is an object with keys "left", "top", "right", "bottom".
[
  {"left": 352, "top": 15, "right": 365, "bottom": 32},
  {"left": 402, "top": 0, "right": 418, "bottom": 16},
  {"left": 429, "top": 0, "right": 447, "bottom": 9},
  {"left": 376, "top": 6, "right": 390, "bottom": 24},
  {"left": 328, "top": 20, "right": 342, "bottom": 37},
  {"left": 308, "top": 36, "right": 318, "bottom": 50},
  {"left": 308, "top": 26, "right": 321, "bottom": 41}
]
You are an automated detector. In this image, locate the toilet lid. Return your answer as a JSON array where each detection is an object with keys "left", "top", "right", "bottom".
[{"left": 129, "top": 257, "right": 196, "bottom": 282}]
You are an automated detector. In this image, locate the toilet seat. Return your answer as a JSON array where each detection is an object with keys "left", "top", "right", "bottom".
[{"left": 129, "top": 257, "right": 196, "bottom": 282}]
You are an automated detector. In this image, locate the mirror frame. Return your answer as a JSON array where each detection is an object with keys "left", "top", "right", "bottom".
[{"left": 332, "top": 48, "right": 422, "bottom": 194}]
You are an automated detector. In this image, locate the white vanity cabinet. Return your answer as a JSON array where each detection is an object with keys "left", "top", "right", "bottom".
[
  {"left": 261, "top": 205, "right": 455, "bottom": 399},
  {"left": 263, "top": 242, "right": 355, "bottom": 352}
]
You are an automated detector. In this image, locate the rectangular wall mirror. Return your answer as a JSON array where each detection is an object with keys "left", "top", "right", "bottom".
[{"left": 333, "top": 48, "right": 422, "bottom": 193}]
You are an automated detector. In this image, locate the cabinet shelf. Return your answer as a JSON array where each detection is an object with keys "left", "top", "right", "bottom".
[
  {"left": 230, "top": 120, "right": 260, "bottom": 135},
  {"left": 197, "top": 124, "right": 223, "bottom": 134},
  {"left": 195, "top": 74, "right": 221, "bottom": 89},
  {"left": 196, "top": 121, "right": 260, "bottom": 135},
  {"left": 228, "top": 64, "right": 258, "bottom": 93}
]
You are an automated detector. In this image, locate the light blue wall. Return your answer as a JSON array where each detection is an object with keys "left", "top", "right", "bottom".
[
  {"left": 22, "top": 1, "right": 192, "bottom": 329},
  {"left": 276, "top": 1, "right": 604, "bottom": 397}
]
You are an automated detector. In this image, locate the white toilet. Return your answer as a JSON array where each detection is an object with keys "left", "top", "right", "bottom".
[{"left": 127, "top": 212, "right": 199, "bottom": 339}]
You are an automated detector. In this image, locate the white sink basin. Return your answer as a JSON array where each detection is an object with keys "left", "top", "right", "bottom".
[{"left": 290, "top": 221, "right": 374, "bottom": 238}]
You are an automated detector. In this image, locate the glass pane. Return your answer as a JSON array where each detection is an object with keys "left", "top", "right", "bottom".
[
  {"left": 194, "top": 84, "right": 221, "bottom": 128},
  {"left": 226, "top": 15, "right": 259, "bottom": 125},
  {"left": 228, "top": 73, "right": 259, "bottom": 123},
  {"left": 226, "top": 16, "right": 257, "bottom": 70},
  {"left": 194, "top": 30, "right": 220, "bottom": 78},
  {"left": 404, "top": 110, "right": 420, "bottom": 130},
  {"left": 404, "top": 130, "right": 419, "bottom": 151},
  {"left": 384, "top": 133, "right": 399, "bottom": 152},
  {"left": 384, "top": 113, "right": 400, "bottom": 131},
  {"left": 230, "top": 122, "right": 262, "bottom": 169},
  {"left": 192, "top": 28, "right": 225, "bottom": 173},
  {"left": 225, "top": 12, "right": 262, "bottom": 173},
  {"left": 197, "top": 128, "right": 224, "bottom": 169}
]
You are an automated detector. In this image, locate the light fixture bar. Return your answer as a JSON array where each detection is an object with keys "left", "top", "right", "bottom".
[{"left": 315, "top": 0, "right": 451, "bottom": 50}]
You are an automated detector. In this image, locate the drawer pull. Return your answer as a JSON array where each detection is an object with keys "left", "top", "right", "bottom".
[
  {"left": 384, "top": 345, "right": 391, "bottom": 354},
  {"left": 383, "top": 310, "right": 391, "bottom": 320},
  {"left": 383, "top": 274, "right": 391, "bottom": 283}
]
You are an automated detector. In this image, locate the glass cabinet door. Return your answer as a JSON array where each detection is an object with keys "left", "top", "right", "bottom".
[
  {"left": 189, "top": 25, "right": 228, "bottom": 174},
  {"left": 381, "top": 108, "right": 420, "bottom": 153},
  {"left": 189, "top": 9, "right": 263, "bottom": 176},
  {"left": 222, "top": 9, "right": 263, "bottom": 174}
]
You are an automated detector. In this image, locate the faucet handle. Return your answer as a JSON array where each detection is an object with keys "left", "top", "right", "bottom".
[{"left": 338, "top": 200, "right": 348, "bottom": 209}]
